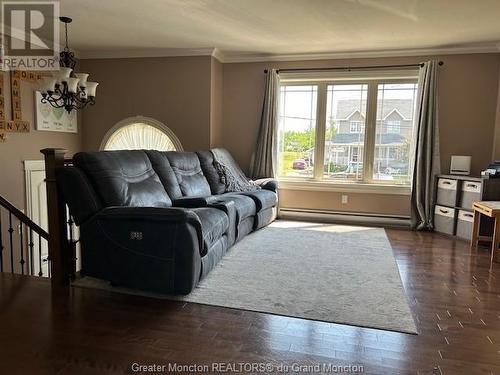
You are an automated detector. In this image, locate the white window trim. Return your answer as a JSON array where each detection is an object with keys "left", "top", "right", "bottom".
[
  {"left": 277, "top": 70, "right": 418, "bottom": 193},
  {"left": 349, "top": 120, "right": 364, "bottom": 134},
  {"left": 278, "top": 178, "right": 411, "bottom": 195}
]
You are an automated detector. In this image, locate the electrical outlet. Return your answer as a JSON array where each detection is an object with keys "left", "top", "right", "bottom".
[{"left": 341, "top": 195, "right": 348, "bottom": 204}]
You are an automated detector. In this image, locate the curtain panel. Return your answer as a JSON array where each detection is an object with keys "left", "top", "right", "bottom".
[
  {"left": 251, "top": 69, "right": 280, "bottom": 179},
  {"left": 410, "top": 60, "right": 441, "bottom": 230}
]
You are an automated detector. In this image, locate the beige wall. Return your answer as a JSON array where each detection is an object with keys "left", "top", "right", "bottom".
[
  {"left": 0, "top": 76, "right": 81, "bottom": 273},
  {"left": 222, "top": 53, "right": 500, "bottom": 216},
  {"left": 279, "top": 190, "right": 410, "bottom": 216},
  {"left": 210, "top": 57, "right": 224, "bottom": 147},
  {"left": 0, "top": 77, "right": 82, "bottom": 209},
  {"left": 80, "top": 56, "right": 213, "bottom": 151},
  {"left": 1, "top": 53, "right": 491, "bottom": 218}
]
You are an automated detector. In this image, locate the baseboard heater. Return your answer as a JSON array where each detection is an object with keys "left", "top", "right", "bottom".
[{"left": 278, "top": 207, "right": 410, "bottom": 228}]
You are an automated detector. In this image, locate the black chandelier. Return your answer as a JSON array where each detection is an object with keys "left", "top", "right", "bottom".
[{"left": 40, "top": 17, "right": 98, "bottom": 113}]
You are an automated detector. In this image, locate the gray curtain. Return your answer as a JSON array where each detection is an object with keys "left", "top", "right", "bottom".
[
  {"left": 251, "top": 69, "right": 280, "bottom": 179},
  {"left": 410, "top": 60, "right": 441, "bottom": 230}
]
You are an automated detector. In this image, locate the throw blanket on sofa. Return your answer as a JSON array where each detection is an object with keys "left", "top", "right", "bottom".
[{"left": 211, "top": 148, "right": 260, "bottom": 192}]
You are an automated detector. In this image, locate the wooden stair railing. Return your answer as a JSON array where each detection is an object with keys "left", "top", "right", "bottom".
[
  {"left": 0, "top": 194, "right": 49, "bottom": 277},
  {"left": 41, "top": 148, "right": 72, "bottom": 288},
  {"left": 1, "top": 148, "right": 75, "bottom": 288}
]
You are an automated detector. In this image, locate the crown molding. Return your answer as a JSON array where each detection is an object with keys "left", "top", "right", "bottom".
[
  {"left": 211, "top": 48, "right": 225, "bottom": 63},
  {"left": 75, "top": 43, "right": 500, "bottom": 63},
  {"left": 79, "top": 47, "right": 217, "bottom": 59},
  {"left": 217, "top": 43, "right": 500, "bottom": 63}
]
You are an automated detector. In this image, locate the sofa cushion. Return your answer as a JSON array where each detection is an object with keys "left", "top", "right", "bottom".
[
  {"left": 241, "top": 190, "right": 277, "bottom": 211},
  {"left": 196, "top": 150, "right": 226, "bottom": 195},
  {"left": 73, "top": 150, "right": 172, "bottom": 208},
  {"left": 213, "top": 194, "right": 256, "bottom": 223},
  {"left": 145, "top": 150, "right": 183, "bottom": 199},
  {"left": 200, "top": 235, "right": 228, "bottom": 280},
  {"left": 166, "top": 152, "right": 211, "bottom": 197},
  {"left": 190, "top": 207, "right": 229, "bottom": 254}
]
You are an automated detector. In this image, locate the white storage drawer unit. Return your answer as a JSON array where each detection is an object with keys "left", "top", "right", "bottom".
[
  {"left": 434, "top": 205, "right": 456, "bottom": 235},
  {"left": 436, "top": 178, "right": 458, "bottom": 207},
  {"left": 460, "top": 180, "right": 481, "bottom": 209},
  {"left": 434, "top": 175, "right": 500, "bottom": 240},
  {"left": 456, "top": 210, "right": 474, "bottom": 240}
]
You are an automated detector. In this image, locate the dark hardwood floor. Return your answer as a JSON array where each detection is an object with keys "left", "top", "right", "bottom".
[{"left": 1, "top": 229, "right": 500, "bottom": 374}]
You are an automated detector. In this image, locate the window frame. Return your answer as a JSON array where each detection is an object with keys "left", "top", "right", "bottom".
[
  {"left": 349, "top": 120, "right": 364, "bottom": 134},
  {"left": 277, "top": 70, "right": 418, "bottom": 194},
  {"left": 386, "top": 120, "right": 401, "bottom": 134},
  {"left": 100, "top": 115, "right": 183, "bottom": 151}
]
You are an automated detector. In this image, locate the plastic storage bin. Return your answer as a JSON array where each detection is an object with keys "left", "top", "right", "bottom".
[
  {"left": 434, "top": 205, "right": 456, "bottom": 235},
  {"left": 460, "top": 180, "right": 481, "bottom": 209},
  {"left": 456, "top": 210, "right": 474, "bottom": 240},
  {"left": 436, "top": 178, "right": 458, "bottom": 207}
]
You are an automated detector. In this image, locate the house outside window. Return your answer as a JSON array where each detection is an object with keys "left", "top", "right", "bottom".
[
  {"left": 277, "top": 71, "right": 418, "bottom": 188},
  {"left": 349, "top": 121, "right": 364, "bottom": 134},
  {"left": 351, "top": 147, "right": 360, "bottom": 162},
  {"left": 386, "top": 120, "right": 401, "bottom": 134}
]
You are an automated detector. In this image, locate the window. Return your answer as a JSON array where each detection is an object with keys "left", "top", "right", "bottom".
[
  {"left": 373, "top": 83, "right": 418, "bottom": 184},
  {"left": 386, "top": 120, "right": 401, "bottom": 134},
  {"left": 278, "top": 85, "right": 317, "bottom": 178},
  {"left": 277, "top": 72, "right": 418, "bottom": 186},
  {"left": 101, "top": 116, "right": 183, "bottom": 151},
  {"left": 349, "top": 121, "right": 364, "bottom": 133},
  {"left": 325, "top": 84, "right": 367, "bottom": 181}
]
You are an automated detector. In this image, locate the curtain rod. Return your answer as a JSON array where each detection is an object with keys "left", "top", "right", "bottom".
[{"left": 263, "top": 61, "right": 444, "bottom": 74}]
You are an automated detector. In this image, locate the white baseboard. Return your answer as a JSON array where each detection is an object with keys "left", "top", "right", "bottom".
[{"left": 278, "top": 208, "right": 410, "bottom": 228}]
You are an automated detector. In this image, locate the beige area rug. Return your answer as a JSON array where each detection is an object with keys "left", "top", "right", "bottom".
[{"left": 73, "top": 220, "right": 417, "bottom": 334}]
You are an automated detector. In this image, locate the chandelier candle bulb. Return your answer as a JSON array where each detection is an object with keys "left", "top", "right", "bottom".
[
  {"left": 74, "top": 73, "right": 89, "bottom": 84},
  {"left": 66, "top": 78, "right": 80, "bottom": 93},
  {"left": 41, "top": 77, "right": 57, "bottom": 93},
  {"left": 85, "top": 82, "right": 98, "bottom": 97},
  {"left": 59, "top": 67, "right": 72, "bottom": 79}
]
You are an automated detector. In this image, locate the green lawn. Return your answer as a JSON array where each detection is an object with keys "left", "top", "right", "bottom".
[{"left": 279, "top": 151, "right": 304, "bottom": 176}]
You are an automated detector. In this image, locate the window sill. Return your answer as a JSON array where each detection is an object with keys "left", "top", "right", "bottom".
[{"left": 278, "top": 179, "right": 411, "bottom": 195}]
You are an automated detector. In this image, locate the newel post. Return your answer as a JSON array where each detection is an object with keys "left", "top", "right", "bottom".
[{"left": 41, "top": 148, "right": 70, "bottom": 287}]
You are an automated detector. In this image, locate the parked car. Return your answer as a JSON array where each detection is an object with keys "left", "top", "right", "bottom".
[
  {"left": 292, "top": 158, "right": 307, "bottom": 170},
  {"left": 384, "top": 166, "right": 401, "bottom": 175}
]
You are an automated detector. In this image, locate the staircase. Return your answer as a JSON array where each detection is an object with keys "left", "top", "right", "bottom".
[{"left": 0, "top": 195, "right": 50, "bottom": 277}]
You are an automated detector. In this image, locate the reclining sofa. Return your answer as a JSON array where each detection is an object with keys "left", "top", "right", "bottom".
[{"left": 56, "top": 149, "right": 278, "bottom": 295}]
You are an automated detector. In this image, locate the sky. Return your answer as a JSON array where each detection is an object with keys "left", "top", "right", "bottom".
[{"left": 280, "top": 83, "right": 418, "bottom": 132}]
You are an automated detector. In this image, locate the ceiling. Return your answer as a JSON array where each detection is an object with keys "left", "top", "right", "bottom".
[{"left": 58, "top": 0, "right": 500, "bottom": 60}]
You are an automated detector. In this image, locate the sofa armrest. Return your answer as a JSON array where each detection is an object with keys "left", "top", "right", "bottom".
[
  {"left": 171, "top": 196, "right": 219, "bottom": 208},
  {"left": 83, "top": 206, "right": 204, "bottom": 294},
  {"left": 97, "top": 206, "right": 198, "bottom": 222},
  {"left": 171, "top": 197, "right": 237, "bottom": 245},
  {"left": 56, "top": 166, "right": 102, "bottom": 226},
  {"left": 253, "top": 178, "right": 278, "bottom": 193}
]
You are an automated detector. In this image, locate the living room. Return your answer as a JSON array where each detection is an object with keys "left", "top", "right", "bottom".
[{"left": 1, "top": 1, "right": 500, "bottom": 374}]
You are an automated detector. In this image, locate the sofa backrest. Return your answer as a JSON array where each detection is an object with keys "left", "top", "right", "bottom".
[
  {"left": 196, "top": 150, "right": 226, "bottom": 195},
  {"left": 145, "top": 150, "right": 183, "bottom": 199},
  {"left": 163, "top": 152, "right": 212, "bottom": 197},
  {"left": 73, "top": 150, "right": 172, "bottom": 208}
]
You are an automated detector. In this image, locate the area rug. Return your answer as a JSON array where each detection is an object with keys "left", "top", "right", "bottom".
[{"left": 73, "top": 220, "right": 417, "bottom": 334}]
